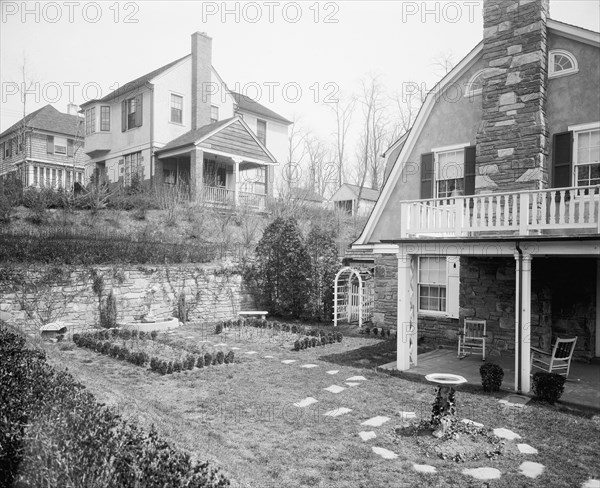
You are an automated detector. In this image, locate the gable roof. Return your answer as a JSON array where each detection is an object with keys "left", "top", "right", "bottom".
[
  {"left": 81, "top": 54, "right": 191, "bottom": 107},
  {"left": 332, "top": 183, "right": 380, "bottom": 202},
  {"left": 289, "top": 186, "right": 324, "bottom": 202},
  {"left": 0, "top": 104, "right": 83, "bottom": 139},
  {"left": 231, "top": 92, "right": 292, "bottom": 125},
  {"left": 157, "top": 117, "right": 235, "bottom": 152},
  {"left": 355, "top": 19, "right": 600, "bottom": 246}
]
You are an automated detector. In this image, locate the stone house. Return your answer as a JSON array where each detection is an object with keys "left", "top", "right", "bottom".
[
  {"left": 345, "top": 0, "right": 599, "bottom": 394},
  {"left": 0, "top": 104, "right": 87, "bottom": 188},
  {"left": 80, "top": 32, "right": 291, "bottom": 209}
]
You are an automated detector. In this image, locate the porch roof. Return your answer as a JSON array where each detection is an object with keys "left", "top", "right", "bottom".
[{"left": 155, "top": 116, "right": 278, "bottom": 165}]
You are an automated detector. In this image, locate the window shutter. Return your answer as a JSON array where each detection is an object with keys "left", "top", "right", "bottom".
[
  {"left": 121, "top": 100, "right": 127, "bottom": 131},
  {"left": 0, "top": 142, "right": 4, "bottom": 160},
  {"left": 446, "top": 257, "right": 460, "bottom": 319},
  {"left": 67, "top": 139, "right": 74, "bottom": 157},
  {"left": 46, "top": 135, "right": 54, "bottom": 154},
  {"left": 135, "top": 95, "right": 143, "bottom": 127},
  {"left": 552, "top": 131, "right": 573, "bottom": 188},
  {"left": 464, "top": 146, "right": 476, "bottom": 196},
  {"left": 420, "top": 152, "right": 434, "bottom": 199}
]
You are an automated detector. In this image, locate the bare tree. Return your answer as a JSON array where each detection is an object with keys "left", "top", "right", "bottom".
[
  {"left": 277, "top": 118, "right": 307, "bottom": 199},
  {"left": 431, "top": 50, "right": 456, "bottom": 77},
  {"left": 326, "top": 95, "right": 355, "bottom": 189},
  {"left": 303, "top": 134, "right": 335, "bottom": 199}
]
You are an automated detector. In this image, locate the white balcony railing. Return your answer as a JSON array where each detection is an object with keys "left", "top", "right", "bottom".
[
  {"left": 203, "top": 186, "right": 267, "bottom": 209},
  {"left": 400, "top": 185, "right": 600, "bottom": 238}
]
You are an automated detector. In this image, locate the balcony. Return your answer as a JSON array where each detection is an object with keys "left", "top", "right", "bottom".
[
  {"left": 84, "top": 132, "right": 112, "bottom": 156},
  {"left": 400, "top": 185, "right": 600, "bottom": 238}
]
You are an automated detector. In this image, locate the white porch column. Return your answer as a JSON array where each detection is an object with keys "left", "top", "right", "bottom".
[
  {"left": 232, "top": 157, "right": 242, "bottom": 206},
  {"left": 514, "top": 252, "right": 532, "bottom": 393},
  {"left": 397, "top": 253, "right": 413, "bottom": 371}
]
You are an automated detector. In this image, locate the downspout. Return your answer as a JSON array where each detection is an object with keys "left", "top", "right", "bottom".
[
  {"left": 515, "top": 241, "right": 523, "bottom": 393},
  {"left": 148, "top": 83, "right": 155, "bottom": 187}
]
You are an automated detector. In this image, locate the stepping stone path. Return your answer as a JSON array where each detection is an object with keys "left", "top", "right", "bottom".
[
  {"left": 519, "top": 461, "right": 545, "bottom": 479},
  {"left": 230, "top": 347, "right": 241, "bottom": 350},
  {"left": 294, "top": 397, "right": 318, "bottom": 408},
  {"left": 372, "top": 446, "right": 398, "bottom": 460},
  {"left": 281, "top": 360, "right": 296, "bottom": 364},
  {"left": 263, "top": 355, "right": 275, "bottom": 359},
  {"left": 345, "top": 382, "right": 361, "bottom": 387},
  {"left": 323, "top": 407, "right": 352, "bottom": 417},
  {"left": 359, "top": 431, "right": 377, "bottom": 441},
  {"left": 324, "top": 385, "right": 346, "bottom": 394},
  {"left": 244, "top": 351, "right": 258, "bottom": 355},
  {"left": 346, "top": 376, "right": 367, "bottom": 381},
  {"left": 301, "top": 364, "right": 318, "bottom": 368},
  {"left": 462, "top": 418, "right": 484, "bottom": 428},
  {"left": 326, "top": 370, "right": 339, "bottom": 375},
  {"left": 462, "top": 467, "right": 502, "bottom": 480},
  {"left": 413, "top": 464, "right": 436, "bottom": 474},
  {"left": 361, "top": 416, "right": 390, "bottom": 427},
  {"left": 517, "top": 443, "right": 538, "bottom": 454},
  {"left": 493, "top": 427, "right": 521, "bottom": 440},
  {"left": 582, "top": 480, "right": 600, "bottom": 488},
  {"left": 399, "top": 411, "right": 416, "bottom": 420}
]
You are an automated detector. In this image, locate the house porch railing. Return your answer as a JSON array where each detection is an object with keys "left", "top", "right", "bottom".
[
  {"left": 400, "top": 185, "right": 600, "bottom": 238},
  {"left": 203, "top": 186, "right": 267, "bottom": 209}
]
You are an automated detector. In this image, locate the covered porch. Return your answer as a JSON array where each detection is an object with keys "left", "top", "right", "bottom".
[
  {"left": 154, "top": 116, "right": 277, "bottom": 209},
  {"left": 390, "top": 236, "right": 600, "bottom": 395}
]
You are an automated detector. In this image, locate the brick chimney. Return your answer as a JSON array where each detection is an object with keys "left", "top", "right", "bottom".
[
  {"left": 476, "top": 0, "right": 550, "bottom": 192},
  {"left": 67, "top": 102, "right": 79, "bottom": 115},
  {"left": 191, "top": 31, "right": 212, "bottom": 130}
]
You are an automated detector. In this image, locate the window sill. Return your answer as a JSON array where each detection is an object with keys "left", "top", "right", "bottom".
[
  {"left": 548, "top": 69, "right": 579, "bottom": 80},
  {"left": 168, "top": 121, "right": 185, "bottom": 127}
]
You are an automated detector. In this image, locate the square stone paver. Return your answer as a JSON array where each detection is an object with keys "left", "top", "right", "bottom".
[
  {"left": 399, "top": 411, "right": 416, "bottom": 420},
  {"left": 245, "top": 351, "right": 258, "bottom": 355},
  {"left": 323, "top": 407, "right": 352, "bottom": 417},
  {"left": 264, "top": 355, "right": 275, "bottom": 359},
  {"left": 361, "top": 416, "right": 390, "bottom": 427},
  {"left": 582, "top": 479, "right": 600, "bottom": 488},
  {"left": 282, "top": 360, "right": 296, "bottom": 364},
  {"left": 519, "top": 461, "right": 545, "bottom": 478},
  {"left": 413, "top": 464, "right": 437, "bottom": 474},
  {"left": 294, "top": 397, "right": 318, "bottom": 408},
  {"left": 372, "top": 446, "right": 398, "bottom": 459},
  {"left": 301, "top": 364, "right": 318, "bottom": 368},
  {"left": 324, "top": 385, "right": 346, "bottom": 394},
  {"left": 462, "top": 467, "right": 502, "bottom": 480},
  {"left": 345, "top": 382, "right": 361, "bottom": 387},
  {"left": 462, "top": 418, "right": 484, "bottom": 428},
  {"left": 517, "top": 444, "right": 538, "bottom": 454},
  {"left": 346, "top": 375, "right": 367, "bottom": 381},
  {"left": 230, "top": 347, "right": 241, "bottom": 350},
  {"left": 326, "top": 370, "right": 339, "bottom": 375},
  {"left": 358, "top": 431, "right": 376, "bottom": 441},
  {"left": 493, "top": 427, "right": 521, "bottom": 440}
]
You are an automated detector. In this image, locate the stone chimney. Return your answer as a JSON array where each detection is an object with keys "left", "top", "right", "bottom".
[
  {"left": 191, "top": 31, "right": 212, "bottom": 130},
  {"left": 476, "top": 0, "right": 550, "bottom": 192},
  {"left": 67, "top": 102, "right": 79, "bottom": 115}
]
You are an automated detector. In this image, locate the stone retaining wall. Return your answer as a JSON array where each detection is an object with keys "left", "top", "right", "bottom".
[{"left": 0, "top": 262, "right": 254, "bottom": 332}]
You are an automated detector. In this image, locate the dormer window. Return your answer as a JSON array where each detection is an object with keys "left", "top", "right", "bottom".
[
  {"left": 549, "top": 50, "right": 578, "bottom": 79},
  {"left": 465, "top": 69, "right": 485, "bottom": 97}
]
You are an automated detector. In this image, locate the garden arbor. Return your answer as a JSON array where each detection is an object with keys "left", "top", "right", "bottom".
[{"left": 333, "top": 267, "right": 374, "bottom": 327}]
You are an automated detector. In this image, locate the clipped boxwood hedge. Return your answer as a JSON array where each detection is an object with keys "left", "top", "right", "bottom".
[{"left": 0, "top": 325, "right": 230, "bottom": 487}]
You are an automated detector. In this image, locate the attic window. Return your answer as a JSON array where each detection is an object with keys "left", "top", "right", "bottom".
[
  {"left": 549, "top": 50, "right": 578, "bottom": 79},
  {"left": 465, "top": 69, "right": 485, "bottom": 97}
]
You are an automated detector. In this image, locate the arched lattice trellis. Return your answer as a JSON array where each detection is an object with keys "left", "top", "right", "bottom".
[{"left": 333, "top": 267, "right": 374, "bottom": 327}]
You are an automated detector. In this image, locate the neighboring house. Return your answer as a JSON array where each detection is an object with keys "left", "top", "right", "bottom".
[
  {"left": 345, "top": 0, "right": 599, "bottom": 394},
  {"left": 0, "top": 104, "right": 86, "bottom": 188},
  {"left": 80, "top": 32, "right": 291, "bottom": 208},
  {"left": 330, "top": 183, "right": 380, "bottom": 217},
  {"left": 288, "top": 186, "right": 325, "bottom": 207}
]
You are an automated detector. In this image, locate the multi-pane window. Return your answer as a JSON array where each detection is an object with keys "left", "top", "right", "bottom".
[
  {"left": 66, "top": 170, "right": 71, "bottom": 188},
  {"left": 171, "top": 94, "right": 183, "bottom": 123},
  {"left": 210, "top": 105, "right": 219, "bottom": 123},
  {"left": 85, "top": 107, "right": 96, "bottom": 135},
  {"left": 101, "top": 106, "right": 110, "bottom": 131},
  {"left": 128, "top": 98, "right": 137, "bottom": 129},
  {"left": 123, "top": 151, "right": 143, "bottom": 185},
  {"left": 122, "top": 95, "right": 143, "bottom": 131},
  {"left": 575, "top": 129, "right": 600, "bottom": 187},
  {"left": 33, "top": 167, "right": 38, "bottom": 186},
  {"left": 549, "top": 50, "right": 578, "bottom": 78},
  {"left": 418, "top": 257, "right": 447, "bottom": 313},
  {"left": 257, "top": 119, "right": 266, "bottom": 145},
  {"left": 436, "top": 149, "right": 464, "bottom": 198}
]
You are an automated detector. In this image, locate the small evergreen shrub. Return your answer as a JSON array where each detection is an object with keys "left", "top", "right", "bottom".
[
  {"left": 386, "top": 329, "right": 391, "bottom": 338},
  {"left": 166, "top": 361, "right": 174, "bottom": 374},
  {"left": 365, "top": 327, "right": 371, "bottom": 335},
  {"left": 216, "top": 351, "right": 225, "bottom": 365},
  {"left": 373, "top": 327, "right": 379, "bottom": 336},
  {"left": 185, "top": 354, "right": 196, "bottom": 370},
  {"left": 311, "top": 337, "right": 318, "bottom": 347},
  {"left": 159, "top": 361, "right": 168, "bottom": 375},
  {"left": 204, "top": 353, "right": 213, "bottom": 367},
  {"left": 72, "top": 333, "right": 81, "bottom": 344},
  {"left": 197, "top": 355, "right": 205, "bottom": 369},
  {"left": 150, "top": 330, "right": 158, "bottom": 340},
  {"left": 224, "top": 351, "right": 235, "bottom": 364},
  {"left": 328, "top": 333, "right": 334, "bottom": 344},
  {"left": 215, "top": 322, "right": 223, "bottom": 335},
  {"left": 336, "top": 332, "right": 343, "bottom": 343},
  {"left": 532, "top": 372, "right": 566, "bottom": 404},
  {"left": 320, "top": 336, "right": 327, "bottom": 346},
  {"left": 173, "top": 361, "right": 182, "bottom": 373},
  {"left": 110, "top": 344, "right": 120, "bottom": 358},
  {"left": 303, "top": 337, "right": 310, "bottom": 349},
  {"left": 294, "top": 340, "right": 301, "bottom": 351},
  {"left": 150, "top": 357, "right": 158, "bottom": 371},
  {"left": 480, "top": 363, "right": 504, "bottom": 392},
  {"left": 139, "top": 331, "right": 147, "bottom": 340}
]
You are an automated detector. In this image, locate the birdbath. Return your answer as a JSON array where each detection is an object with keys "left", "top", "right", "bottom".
[{"left": 425, "top": 373, "right": 467, "bottom": 437}]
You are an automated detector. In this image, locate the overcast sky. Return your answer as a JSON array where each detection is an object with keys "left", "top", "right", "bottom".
[{"left": 2, "top": 0, "right": 599, "bottom": 145}]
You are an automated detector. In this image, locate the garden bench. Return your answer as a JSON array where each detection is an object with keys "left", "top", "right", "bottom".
[{"left": 239, "top": 311, "right": 269, "bottom": 320}]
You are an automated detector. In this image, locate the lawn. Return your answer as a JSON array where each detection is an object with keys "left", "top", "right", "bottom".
[{"left": 45, "top": 322, "right": 600, "bottom": 488}]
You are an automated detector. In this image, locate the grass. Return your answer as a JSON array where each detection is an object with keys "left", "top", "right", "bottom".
[{"left": 44, "top": 322, "right": 600, "bottom": 488}]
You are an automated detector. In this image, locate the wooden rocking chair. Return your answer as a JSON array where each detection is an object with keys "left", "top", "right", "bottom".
[
  {"left": 457, "top": 319, "right": 487, "bottom": 361},
  {"left": 530, "top": 336, "right": 577, "bottom": 378}
]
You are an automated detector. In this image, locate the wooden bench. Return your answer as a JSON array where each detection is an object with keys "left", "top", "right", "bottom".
[{"left": 239, "top": 311, "right": 269, "bottom": 320}]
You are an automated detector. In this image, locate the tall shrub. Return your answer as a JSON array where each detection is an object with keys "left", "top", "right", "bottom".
[
  {"left": 100, "top": 290, "right": 118, "bottom": 329},
  {"left": 305, "top": 226, "right": 339, "bottom": 321},
  {"left": 249, "top": 217, "right": 309, "bottom": 317}
]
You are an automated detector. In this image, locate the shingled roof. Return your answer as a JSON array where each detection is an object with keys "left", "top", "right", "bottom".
[
  {"left": 156, "top": 117, "right": 235, "bottom": 153},
  {"left": 231, "top": 92, "right": 292, "bottom": 125},
  {"left": 342, "top": 184, "right": 380, "bottom": 201},
  {"left": 0, "top": 104, "right": 83, "bottom": 139}
]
